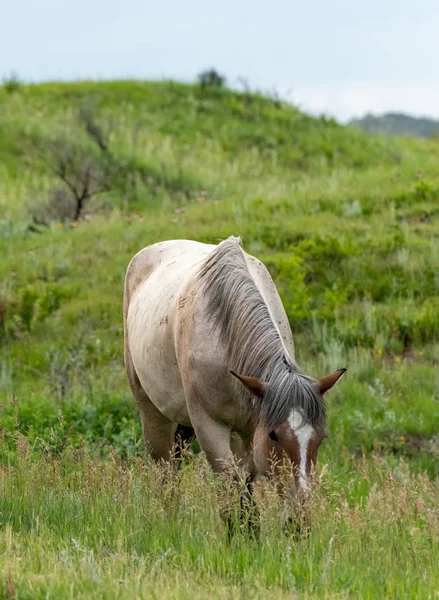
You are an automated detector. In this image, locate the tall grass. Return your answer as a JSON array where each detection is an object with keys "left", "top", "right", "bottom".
[{"left": 1, "top": 441, "right": 438, "bottom": 599}]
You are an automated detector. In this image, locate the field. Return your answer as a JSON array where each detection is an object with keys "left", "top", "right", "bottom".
[{"left": 0, "top": 80, "right": 438, "bottom": 599}]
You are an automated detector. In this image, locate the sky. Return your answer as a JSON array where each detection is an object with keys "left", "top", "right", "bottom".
[{"left": 2, "top": 0, "right": 439, "bottom": 122}]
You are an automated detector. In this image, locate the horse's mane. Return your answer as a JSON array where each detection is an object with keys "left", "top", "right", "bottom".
[{"left": 197, "top": 236, "right": 325, "bottom": 430}]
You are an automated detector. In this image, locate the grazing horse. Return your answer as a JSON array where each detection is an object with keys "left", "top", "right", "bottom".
[{"left": 124, "top": 237, "right": 345, "bottom": 526}]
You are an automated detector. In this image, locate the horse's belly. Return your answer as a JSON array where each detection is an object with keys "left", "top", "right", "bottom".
[{"left": 127, "top": 270, "right": 191, "bottom": 425}]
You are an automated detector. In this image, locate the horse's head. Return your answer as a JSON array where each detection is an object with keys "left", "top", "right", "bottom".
[{"left": 231, "top": 368, "right": 346, "bottom": 496}]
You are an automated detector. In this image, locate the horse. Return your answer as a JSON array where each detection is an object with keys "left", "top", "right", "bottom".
[{"left": 123, "top": 236, "right": 346, "bottom": 530}]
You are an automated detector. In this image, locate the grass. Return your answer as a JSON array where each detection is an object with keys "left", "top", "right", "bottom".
[
  {"left": 1, "top": 443, "right": 438, "bottom": 599},
  {"left": 0, "top": 79, "right": 438, "bottom": 598}
]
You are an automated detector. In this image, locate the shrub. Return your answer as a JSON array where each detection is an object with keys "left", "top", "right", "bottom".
[
  {"left": 263, "top": 254, "right": 311, "bottom": 322},
  {"left": 28, "top": 138, "right": 113, "bottom": 224},
  {"left": 15, "top": 284, "right": 73, "bottom": 332},
  {"left": 198, "top": 69, "right": 226, "bottom": 89},
  {"left": 19, "top": 286, "right": 38, "bottom": 330},
  {"left": 28, "top": 187, "right": 78, "bottom": 224},
  {"left": 394, "top": 179, "right": 439, "bottom": 207},
  {"left": 2, "top": 72, "right": 21, "bottom": 94}
]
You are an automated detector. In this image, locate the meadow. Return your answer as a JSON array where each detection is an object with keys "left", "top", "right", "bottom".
[{"left": 0, "top": 79, "right": 438, "bottom": 599}]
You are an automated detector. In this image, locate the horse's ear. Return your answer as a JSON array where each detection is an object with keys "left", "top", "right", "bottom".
[
  {"left": 317, "top": 368, "right": 347, "bottom": 395},
  {"left": 230, "top": 371, "right": 268, "bottom": 398}
]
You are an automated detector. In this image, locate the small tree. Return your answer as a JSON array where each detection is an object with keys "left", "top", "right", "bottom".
[
  {"left": 198, "top": 69, "right": 226, "bottom": 89},
  {"left": 27, "top": 135, "right": 113, "bottom": 227},
  {"left": 47, "top": 138, "right": 112, "bottom": 221},
  {"left": 28, "top": 103, "right": 116, "bottom": 226}
]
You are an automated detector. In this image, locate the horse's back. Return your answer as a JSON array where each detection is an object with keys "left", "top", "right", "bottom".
[
  {"left": 124, "top": 240, "right": 214, "bottom": 308},
  {"left": 124, "top": 237, "right": 295, "bottom": 425},
  {"left": 124, "top": 240, "right": 215, "bottom": 424}
]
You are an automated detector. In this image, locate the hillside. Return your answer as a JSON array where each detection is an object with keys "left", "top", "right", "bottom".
[
  {"left": 350, "top": 112, "right": 439, "bottom": 138},
  {"left": 1, "top": 81, "right": 439, "bottom": 598}
]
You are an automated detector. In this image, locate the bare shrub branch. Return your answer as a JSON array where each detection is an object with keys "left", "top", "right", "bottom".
[
  {"left": 79, "top": 105, "right": 109, "bottom": 152},
  {"left": 30, "top": 137, "right": 113, "bottom": 223}
]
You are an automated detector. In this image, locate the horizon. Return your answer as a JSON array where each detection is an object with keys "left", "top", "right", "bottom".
[
  {"left": 2, "top": 0, "right": 439, "bottom": 122},
  {"left": 4, "top": 74, "right": 439, "bottom": 125}
]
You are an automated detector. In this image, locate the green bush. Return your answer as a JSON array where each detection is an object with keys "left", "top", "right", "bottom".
[
  {"left": 14, "top": 283, "right": 74, "bottom": 332},
  {"left": 395, "top": 179, "right": 439, "bottom": 207},
  {"left": 2, "top": 72, "right": 21, "bottom": 94},
  {"left": 19, "top": 286, "right": 38, "bottom": 330},
  {"left": 263, "top": 254, "right": 311, "bottom": 322}
]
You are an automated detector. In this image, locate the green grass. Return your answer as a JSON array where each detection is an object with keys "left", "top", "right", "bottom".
[
  {"left": 1, "top": 80, "right": 438, "bottom": 599},
  {"left": 1, "top": 445, "right": 438, "bottom": 599}
]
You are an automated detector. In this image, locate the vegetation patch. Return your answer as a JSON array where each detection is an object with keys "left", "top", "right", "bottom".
[{"left": 0, "top": 80, "right": 438, "bottom": 599}]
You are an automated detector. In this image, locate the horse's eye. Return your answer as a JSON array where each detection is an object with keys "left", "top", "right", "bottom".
[{"left": 269, "top": 431, "right": 278, "bottom": 442}]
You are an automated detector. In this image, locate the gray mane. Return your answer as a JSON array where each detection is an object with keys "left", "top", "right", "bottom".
[{"left": 197, "top": 236, "right": 325, "bottom": 431}]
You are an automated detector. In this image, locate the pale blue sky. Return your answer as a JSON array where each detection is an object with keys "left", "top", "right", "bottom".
[{"left": 2, "top": 0, "right": 438, "bottom": 121}]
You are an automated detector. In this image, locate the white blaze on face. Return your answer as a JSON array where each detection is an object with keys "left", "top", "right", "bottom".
[{"left": 287, "top": 409, "right": 314, "bottom": 490}]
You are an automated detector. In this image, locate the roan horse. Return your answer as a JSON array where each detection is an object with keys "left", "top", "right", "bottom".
[{"left": 124, "top": 236, "right": 346, "bottom": 530}]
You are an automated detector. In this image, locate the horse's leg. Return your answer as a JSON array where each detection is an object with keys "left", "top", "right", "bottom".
[
  {"left": 189, "top": 410, "right": 259, "bottom": 538},
  {"left": 230, "top": 434, "right": 260, "bottom": 538},
  {"left": 125, "top": 348, "right": 174, "bottom": 462},
  {"left": 188, "top": 411, "right": 234, "bottom": 473},
  {"left": 138, "top": 392, "right": 174, "bottom": 462}
]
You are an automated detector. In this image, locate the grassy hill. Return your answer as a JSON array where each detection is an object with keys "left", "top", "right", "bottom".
[
  {"left": 1, "top": 81, "right": 438, "bottom": 598},
  {"left": 351, "top": 112, "right": 439, "bottom": 138}
]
